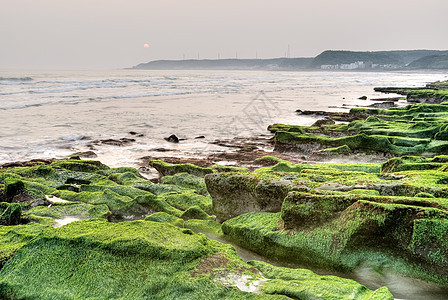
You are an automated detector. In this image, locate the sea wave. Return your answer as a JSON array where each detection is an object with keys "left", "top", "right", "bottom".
[
  {"left": 113, "top": 91, "right": 192, "bottom": 99},
  {"left": 0, "top": 77, "right": 33, "bottom": 81}
]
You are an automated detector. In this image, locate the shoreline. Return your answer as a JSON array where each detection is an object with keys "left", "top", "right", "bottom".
[{"left": 2, "top": 79, "right": 448, "bottom": 299}]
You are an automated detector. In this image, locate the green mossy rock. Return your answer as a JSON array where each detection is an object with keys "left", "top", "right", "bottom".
[
  {"left": 4, "top": 179, "right": 25, "bottom": 201},
  {"left": 181, "top": 206, "right": 214, "bottom": 221},
  {"left": 161, "top": 172, "right": 208, "bottom": 195},
  {"left": 157, "top": 191, "right": 213, "bottom": 215},
  {"left": 0, "top": 220, "right": 390, "bottom": 299},
  {"left": 26, "top": 202, "right": 110, "bottom": 221},
  {"left": 0, "top": 223, "right": 48, "bottom": 269},
  {"left": 205, "top": 173, "right": 308, "bottom": 222},
  {"left": 145, "top": 212, "right": 185, "bottom": 227},
  {"left": 271, "top": 89, "right": 448, "bottom": 157},
  {"left": 249, "top": 260, "right": 393, "bottom": 300},
  {"left": 321, "top": 145, "right": 352, "bottom": 155},
  {"left": 0, "top": 159, "right": 399, "bottom": 298},
  {"left": 150, "top": 160, "right": 214, "bottom": 177},
  {"left": 0, "top": 203, "right": 22, "bottom": 226},
  {"left": 0, "top": 220, "right": 244, "bottom": 299},
  {"left": 51, "top": 159, "right": 109, "bottom": 173}
]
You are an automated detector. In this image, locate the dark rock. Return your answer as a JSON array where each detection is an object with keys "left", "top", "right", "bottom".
[
  {"left": 99, "top": 138, "right": 135, "bottom": 146},
  {"left": 68, "top": 151, "right": 97, "bottom": 160},
  {"left": 370, "top": 97, "right": 402, "bottom": 102},
  {"left": 165, "top": 134, "right": 179, "bottom": 143},
  {"left": 296, "top": 109, "right": 329, "bottom": 116},
  {"left": 119, "top": 138, "right": 136, "bottom": 143},
  {"left": 1, "top": 162, "right": 25, "bottom": 168},
  {"left": 367, "top": 101, "right": 396, "bottom": 109},
  {"left": 312, "top": 118, "right": 336, "bottom": 127},
  {"left": 129, "top": 131, "right": 138, "bottom": 135},
  {"left": 5, "top": 179, "right": 25, "bottom": 201},
  {"left": 79, "top": 151, "right": 97, "bottom": 158},
  {"left": 100, "top": 139, "right": 123, "bottom": 146},
  {"left": 153, "top": 148, "right": 176, "bottom": 152},
  {"left": 195, "top": 136, "right": 205, "bottom": 139},
  {"left": 358, "top": 96, "right": 368, "bottom": 100}
]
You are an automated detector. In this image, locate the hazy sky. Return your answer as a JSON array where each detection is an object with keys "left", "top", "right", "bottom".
[{"left": 1, "top": 0, "right": 447, "bottom": 70}]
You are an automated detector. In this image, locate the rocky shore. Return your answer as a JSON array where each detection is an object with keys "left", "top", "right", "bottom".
[{"left": 2, "top": 81, "right": 448, "bottom": 299}]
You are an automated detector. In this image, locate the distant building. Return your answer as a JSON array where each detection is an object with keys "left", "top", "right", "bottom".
[
  {"left": 340, "top": 61, "right": 364, "bottom": 70},
  {"left": 321, "top": 64, "right": 339, "bottom": 70},
  {"left": 320, "top": 61, "right": 395, "bottom": 70}
]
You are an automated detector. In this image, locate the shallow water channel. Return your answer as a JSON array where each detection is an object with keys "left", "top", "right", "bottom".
[{"left": 201, "top": 232, "right": 448, "bottom": 300}]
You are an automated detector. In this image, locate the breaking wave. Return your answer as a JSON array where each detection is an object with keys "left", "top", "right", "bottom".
[{"left": 0, "top": 77, "right": 33, "bottom": 81}]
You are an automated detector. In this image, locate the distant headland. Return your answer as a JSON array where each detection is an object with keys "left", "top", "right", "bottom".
[{"left": 132, "top": 50, "right": 448, "bottom": 71}]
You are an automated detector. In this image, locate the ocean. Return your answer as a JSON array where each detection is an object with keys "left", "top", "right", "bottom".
[
  {"left": 1, "top": 69, "right": 447, "bottom": 167},
  {"left": 2, "top": 69, "right": 448, "bottom": 298}
]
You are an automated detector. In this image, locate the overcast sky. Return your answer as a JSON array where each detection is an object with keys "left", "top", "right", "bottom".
[{"left": 1, "top": 0, "right": 447, "bottom": 70}]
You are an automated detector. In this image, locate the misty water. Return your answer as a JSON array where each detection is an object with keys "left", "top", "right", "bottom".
[
  {"left": 1, "top": 69, "right": 447, "bottom": 167},
  {"left": 2, "top": 69, "right": 448, "bottom": 299}
]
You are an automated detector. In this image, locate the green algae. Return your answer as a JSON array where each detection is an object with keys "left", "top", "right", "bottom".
[
  {"left": 161, "top": 172, "right": 209, "bottom": 195},
  {"left": 271, "top": 89, "right": 448, "bottom": 157},
  {"left": 145, "top": 211, "right": 185, "bottom": 227},
  {"left": 0, "top": 220, "right": 247, "bottom": 300},
  {"left": 0, "top": 219, "right": 390, "bottom": 299},
  {"left": 150, "top": 160, "right": 215, "bottom": 177},
  {"left": 0, "top": 203, "right": 22, "bottom": 226},
  {"left": 0, "top": 157, "right": 428, "bottom": 297},
  {"left": 184, "top": 219, "right": 224, "bottom": 236},
  {"left": 204, "top": 155, "right": 448, "bottom": 286},
  {"left": 26, "top": 202, "right": 110, "bottom": 221},
  {"left": 249, "top": 261, "right": 392, "bottom": 300},
  {"left": 0, "top": 159, "right": 220, "bottom": 226},
  {"left": 181, "top": 206, "right": 214, "bottom": 221},
  {"left": 0, "top": 223, "right": 48, "bottom": 269},
  {"left": 321, "top": 144, "right": 352, "bottom": 155},
  {"left": 157, "top": 190, "right": 212, "bottom": 213}
]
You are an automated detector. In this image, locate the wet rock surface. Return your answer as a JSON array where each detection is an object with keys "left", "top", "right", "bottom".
[{"left": 0, "top": 158, "right": 392, "bottom": 299}]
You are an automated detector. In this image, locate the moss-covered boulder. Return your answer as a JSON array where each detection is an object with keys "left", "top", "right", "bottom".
[
  {"left": 0, "top": 203, "right": 22, "bottom": 226},
  {"left": 161, "top": 172, "right": 208, "bottom": 195},
  {"left": 205, "top": 173, "right": 309, "bottom": 222},
  {"left": 271, "top": 86, "right": 448, "bottom": 158},
  {"left": 0, "top": 223, "right": 48, "bottom": 269},
  {"left": 3, "top": 179, "right": 25, "bottom": 202},
  {"left": 212, "top": 157, "right": 448, "bottom": 286},
  {"left": 150, "top": 160, "right": 214, "bottom": 177},
  {"left": 0, "top": 159, "right": 224, "bottom": 226},
  {"left": 0, "top": 220, "right": 391, "bottom": 299},
  {"left": 249, "top": 260, "right": 392, "bottom": 300}
]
